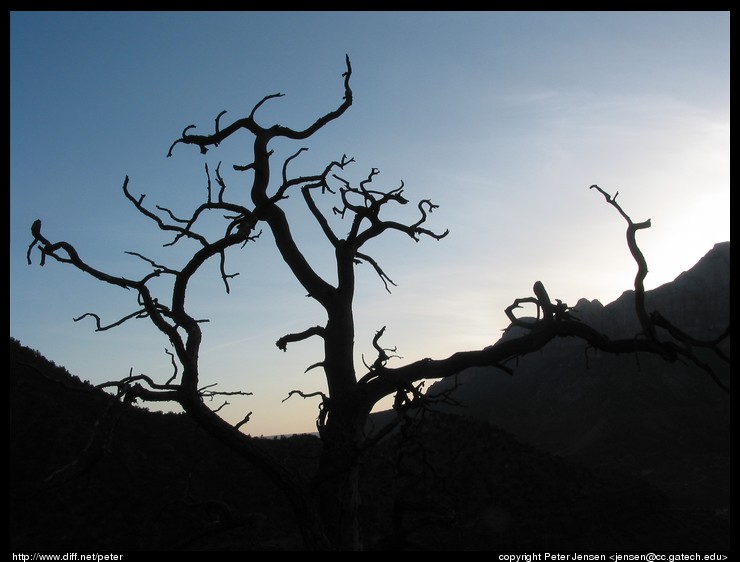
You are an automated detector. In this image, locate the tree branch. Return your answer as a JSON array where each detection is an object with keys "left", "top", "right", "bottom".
[
  {"left": 276, "top": 326, "right": 326, "bottom": 352},
  {"left": 355, "top": 252, "right": 397, "bottom": 293},
  {"left": 167, "top": 56, "right": 352, "bottom": 157},
  {"left": 369, "top": 326, "right": 401, "bottom": 370},
  {"left": 590, "top": 184, "right": 653, "bottom": 337},
  {"left": 302, "top": 184, "right": 340, "bottom": 248},
  {"left": 282, "top": 389, "right": 329, "bottom": 403},
  {"left": 121, "top": 177, "right": 210, "bottom": 247},
  {"left": 73, "top": 310, "right": 148, "bottom": 332},
  {"left": 234, "top": 412, "right": 253, "bottom": 431},
  {"left": 271, "top": 55, "right": 353, "bottom": 141}
]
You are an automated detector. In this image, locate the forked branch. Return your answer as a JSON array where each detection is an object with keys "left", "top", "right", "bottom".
[{"left": 167, "top": 55, "right": 353, "bottom": 157}]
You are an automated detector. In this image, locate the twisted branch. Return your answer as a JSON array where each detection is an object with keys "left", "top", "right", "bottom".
[
  {"left": 167, "top": 56, "right": 352, "bottom": 158},
  {"left": 590, "top": 184, "right": 653, "bottom": 337},
  {"left": 73, "top": 310, "right": 148, "bottom": 332}
]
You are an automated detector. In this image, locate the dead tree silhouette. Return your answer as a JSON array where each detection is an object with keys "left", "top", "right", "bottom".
[{"left": 27, "top": 56, "right": 729, "bottom": 550}]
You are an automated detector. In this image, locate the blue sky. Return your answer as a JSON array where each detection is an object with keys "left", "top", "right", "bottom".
[{"left": 10, "top": 12, "right": 730, "bottom": 436}]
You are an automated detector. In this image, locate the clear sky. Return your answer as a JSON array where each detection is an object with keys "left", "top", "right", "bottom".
[{"left": 10, "top": 11, "right": 730, "bottom": 436}]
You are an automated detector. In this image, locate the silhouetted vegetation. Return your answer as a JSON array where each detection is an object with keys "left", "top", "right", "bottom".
[{"left": 10, "top": 338, "right": 729, "bottom": 551}]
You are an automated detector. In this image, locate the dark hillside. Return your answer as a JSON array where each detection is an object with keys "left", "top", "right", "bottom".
[
  {"left": 426, "top": 242, "right": 730, "bottom": 511},
  {"left": 10, "top": 338, "right": 730, "bottom": 551},
  {"left": 10, "top": 338, "right": 304, "bottom": 550}
]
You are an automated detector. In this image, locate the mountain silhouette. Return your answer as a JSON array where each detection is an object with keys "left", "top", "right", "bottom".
[{"left": 426, "top": 241, "right": 730, "bottom": 510}]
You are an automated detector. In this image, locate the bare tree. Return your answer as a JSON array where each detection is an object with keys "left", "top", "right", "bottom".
[{"left": 27, "top": 56, "right": 729, "bottom": 550}]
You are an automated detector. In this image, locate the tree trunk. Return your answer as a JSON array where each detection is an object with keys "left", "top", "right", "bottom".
[{"left": 314, "top": 404, "right": 366, "bottom": 550}]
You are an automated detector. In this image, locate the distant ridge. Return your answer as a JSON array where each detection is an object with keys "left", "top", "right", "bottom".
[{"left": 426, "top": 242, "right": 730, "bottom": 509}]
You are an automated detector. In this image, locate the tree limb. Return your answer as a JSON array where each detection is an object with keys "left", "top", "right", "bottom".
[
  {"left": 73, "top": 310, "right": 148, "bottom": 332},
  {"left": 355, "top": 252, "right": 397, "bottom": 293},
  {"left": 276, "top": 326, "right": 326, "bottom": 352}
]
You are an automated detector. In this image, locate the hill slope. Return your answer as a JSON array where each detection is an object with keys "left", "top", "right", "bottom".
[
  {"left": 10, "top": 307, "right": 730, "bottom": 551},
  {"left": 427, "top": 242, "right": 730, "bottom": 509}
]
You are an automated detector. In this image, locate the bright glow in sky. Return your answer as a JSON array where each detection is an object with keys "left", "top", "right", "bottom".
[{"left": 10, "top": 12, "right": 730, "bottom": 436}]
